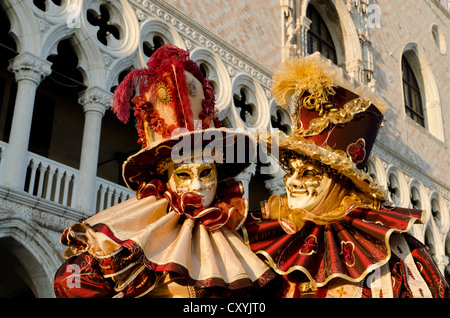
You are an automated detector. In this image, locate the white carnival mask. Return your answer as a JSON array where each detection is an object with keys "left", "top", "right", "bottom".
[
  {"left": 167, "top": 162, "right": 218, "bottom": 207},
  {"left": 285, "top": 157, "right": 332, "bottom": 211}
]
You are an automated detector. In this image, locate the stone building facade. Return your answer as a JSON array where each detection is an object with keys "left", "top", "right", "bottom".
[{"left": 0, "top": 0, "right": 448, "bottom": 297}]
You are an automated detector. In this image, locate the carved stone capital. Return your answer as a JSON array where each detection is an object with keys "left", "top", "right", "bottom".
[
  {"left": 235, "top": 163, "right": 257, "bottom": 182},
  {"left": 78, "top": 86, "right": 113, "bottom": 115},
  {"left": 301, "top": 16, "right": 312, "bottom": 30},
  {"left": 8, "top": 52, "right": 52, "bottom": 84}
]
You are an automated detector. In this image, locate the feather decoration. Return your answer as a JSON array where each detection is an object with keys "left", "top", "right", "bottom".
[
  {"left": 111, "top": 68, "right": 151, "bottom": 123},
  {"left": 271, "top": 53, "right": 347, "bottom": 109}
]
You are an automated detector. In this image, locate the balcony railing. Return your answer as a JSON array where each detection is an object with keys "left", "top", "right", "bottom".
[
  {"left": 0, "top": 140, "right": 133, "bottom": 214},
  {"left": 95, "top": 178, "right": 133, "bottom": 213},
  {"left": 25, "top": 152, "right": 79, "bottom": 208}
]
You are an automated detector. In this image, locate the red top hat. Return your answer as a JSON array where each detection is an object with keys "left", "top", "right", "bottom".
[
  {"left": 112, "top": 44, "right": 255, "bottom": 192},
  {"left": 296, "top": 87, "right": 383, "bottom": 171},
  {"left": 266, "top": 53, "right": 389, "bottom": 200}
]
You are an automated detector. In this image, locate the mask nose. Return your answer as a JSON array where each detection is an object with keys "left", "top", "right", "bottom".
[
  {"left": 286, "top": 172, "right": 304, "bottom": 190},
  {"left": 189, "top": 176, "right": 204, "bottom": 192}
]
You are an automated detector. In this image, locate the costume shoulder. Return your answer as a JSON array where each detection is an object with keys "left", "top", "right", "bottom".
[{"left": 402, "top": 233, "right": 449, "bottom": 298}]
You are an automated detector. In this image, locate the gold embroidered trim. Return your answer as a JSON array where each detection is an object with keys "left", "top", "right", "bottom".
[
  {"left": 256, "top": 212, "right": 420, "bottom": 288},
  {"left": 259, "top": 130, "right": 388, "bottom": 201},
  {"left": 187, "top": 284, "right": 197, "bottom": 298},
  {"left": 300, "top": 97, "right": 373, "bottom": 137},
  {"left": 270, "top": 53, "right": 389, "bottom": 131}
]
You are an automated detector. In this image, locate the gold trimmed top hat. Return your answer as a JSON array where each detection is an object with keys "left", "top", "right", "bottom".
[
  {"left": 264, "top": 53, "right": 389, "bottom": 201},
  {"left": 112, "top": 44, "right": 255, "bottom": 192}
]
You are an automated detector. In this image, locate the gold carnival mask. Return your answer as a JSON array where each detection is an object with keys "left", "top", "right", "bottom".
[
  {"left": 167, "top": 162, "right": 218, "bottom": 207},
  {"left": 284, "top": 157, "right": 332, "bottom": 212}
]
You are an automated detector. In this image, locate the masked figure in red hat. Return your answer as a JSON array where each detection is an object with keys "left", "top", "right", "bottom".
[
  {"left": 53, "top": 44, "right": 274, "bottom": 298},
  {"left": 243, "top": 53, "right": 449, "bottom": 298}
]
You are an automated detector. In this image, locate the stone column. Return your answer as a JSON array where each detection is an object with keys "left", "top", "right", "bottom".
[
  {"left": 76, "top": 86, "right": 111, "bottom": 213},
  {"left": 437, "top": 255, "right": 449, "bottom": 277},
  {"left": 265, "top": 168, "right": 287, "bottom": 196},
  {"left": 299, "top": 16, "right": 312, "bottom": 56},
  {"left": 234, "top": 163, "right": 256, "bottom": 199},
  {"left": 345, "top": 58, "right": 365, "bottom": 84},
  {"left": 3, "top": 52, "right": 52, "bottom": 189},
  {"left": 281, "top": 0, "right": 296, "bottom": 60}
]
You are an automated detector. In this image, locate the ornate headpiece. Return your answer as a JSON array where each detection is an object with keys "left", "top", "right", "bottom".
[
  {"left": 265, "top": 53, "right": 389, "bottom": 200},
  {"left": 112, "top": 44, "right": 220, "bottom": 147},
  {"left": 112, "top": 44, "right": 255, "bottom": 192}
]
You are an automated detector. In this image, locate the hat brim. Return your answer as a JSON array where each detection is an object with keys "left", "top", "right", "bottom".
[
  {"left": 123, "top": 128, "right": 257, "bottom": 192},
  {"left": 260, "top": 130, "right": 387, "bottom": 201}
]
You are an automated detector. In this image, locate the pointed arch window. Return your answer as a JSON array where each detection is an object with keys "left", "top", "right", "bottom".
[
  {"left": 402, "top": 57, "right": 425, "bottom": 127},
  {"left": 306, "top": 5, "right": 337, "bottom": 64}
]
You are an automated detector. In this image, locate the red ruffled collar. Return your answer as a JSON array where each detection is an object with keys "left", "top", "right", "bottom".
[
  {"left": 137, "top": 179, "right": 247, "bottom": 231},
  {"left": 242, "top": 204, "right": 423, "bottom": 287}
]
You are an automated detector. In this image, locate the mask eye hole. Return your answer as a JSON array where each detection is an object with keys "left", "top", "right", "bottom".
[
  {"left": 302, "top": 170, "right": 317, "bottom": 178},
  {"left": 199, "top": 168, "right": 212, "bottom": 178},
  {"left": 176, "top": 172, "right": 191, "bottom": 180}
]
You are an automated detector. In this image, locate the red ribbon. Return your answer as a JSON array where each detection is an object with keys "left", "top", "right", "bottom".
[{"left": 137, "top": 179, "right": 246, "bottom": 231}]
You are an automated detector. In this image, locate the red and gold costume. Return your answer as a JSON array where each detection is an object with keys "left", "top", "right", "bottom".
[
  {"left": 54, "top": 181, "right": 274, "bottom": 298},
  {"left": 244, "top": 53, "right": 449, "bottom": 298},
  {"left": 53, "top": 45, "right": 274, "bottom": 298},
  {"left": 243, "top": 202, "right": 448, "bottom": 298}
]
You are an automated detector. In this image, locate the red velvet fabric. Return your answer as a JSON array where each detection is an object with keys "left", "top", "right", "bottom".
[
  {"left": 244, "top": 205, "right": 449, "bottom": 298},
  {"left": 54, "top": 253, "right": 115, "bottom": 298},
  {"left": 138, "top": 179, "right": 248, "bottom": 231}
]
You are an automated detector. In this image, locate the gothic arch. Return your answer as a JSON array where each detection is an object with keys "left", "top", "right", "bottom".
[
  {"left": 0, "top": 219, "right": 62, "bottom": 297},
  {"left": 66, "top": 0, "right": 141, "bottom": 89},
  {"left": 366, "top": 155, "right": 387, "bottom": 193},
  {"left": 299, "top": 0, "right": 362, "bottom": 77},
  {"left": 333, "top": 0, "right": 365, "bottom": 79},
  {"left": 106, "top": 50, "right": 139, "bottom": 92},
  {"left": 40, "top": 25, "right": 77, "bottom": 61},
  {"left": 29, "top": 0, "right": 82, "bottom": 60},
  {"left": 408, "top": 179, "right": 429, "bottom": 241},
  {"left": 190, "top": 47, "right": 231, "bottom": 113},
  {"left": 106, "top": 16, "right": 188, "bottom": 92},
  {"left": 385, "top": 166, "right": 410, "bottom": 208},
  {"left": 108, "top": 16, "right": 187, "bottom": 96},
  {"left": 68, "top": 30, "right": 104, "bottom": 88},
  {"left": 230, "top": 72, "right": 270, "bottom": 130},
  {"left": 269, "top": 99, "right": 292, "bottom": 135},
  {"left": 430, "top": 192, "right": 450, "bottom": 236},
  {"left": 1, "top": 0, "right": 42, "bottom": 55},
  {"left": 137, "top": 17, "right": 185, "bottom": 66},
  {"left": 400, "top": 43, "right": 445, "bottom": 141},
  {"left": 409, "top": 179, "right": 430, "bottom": 221}
]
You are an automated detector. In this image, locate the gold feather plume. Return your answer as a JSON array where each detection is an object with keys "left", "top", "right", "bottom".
[{"left": 271, "top": 53, "right": 348, "bottom": 109}]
